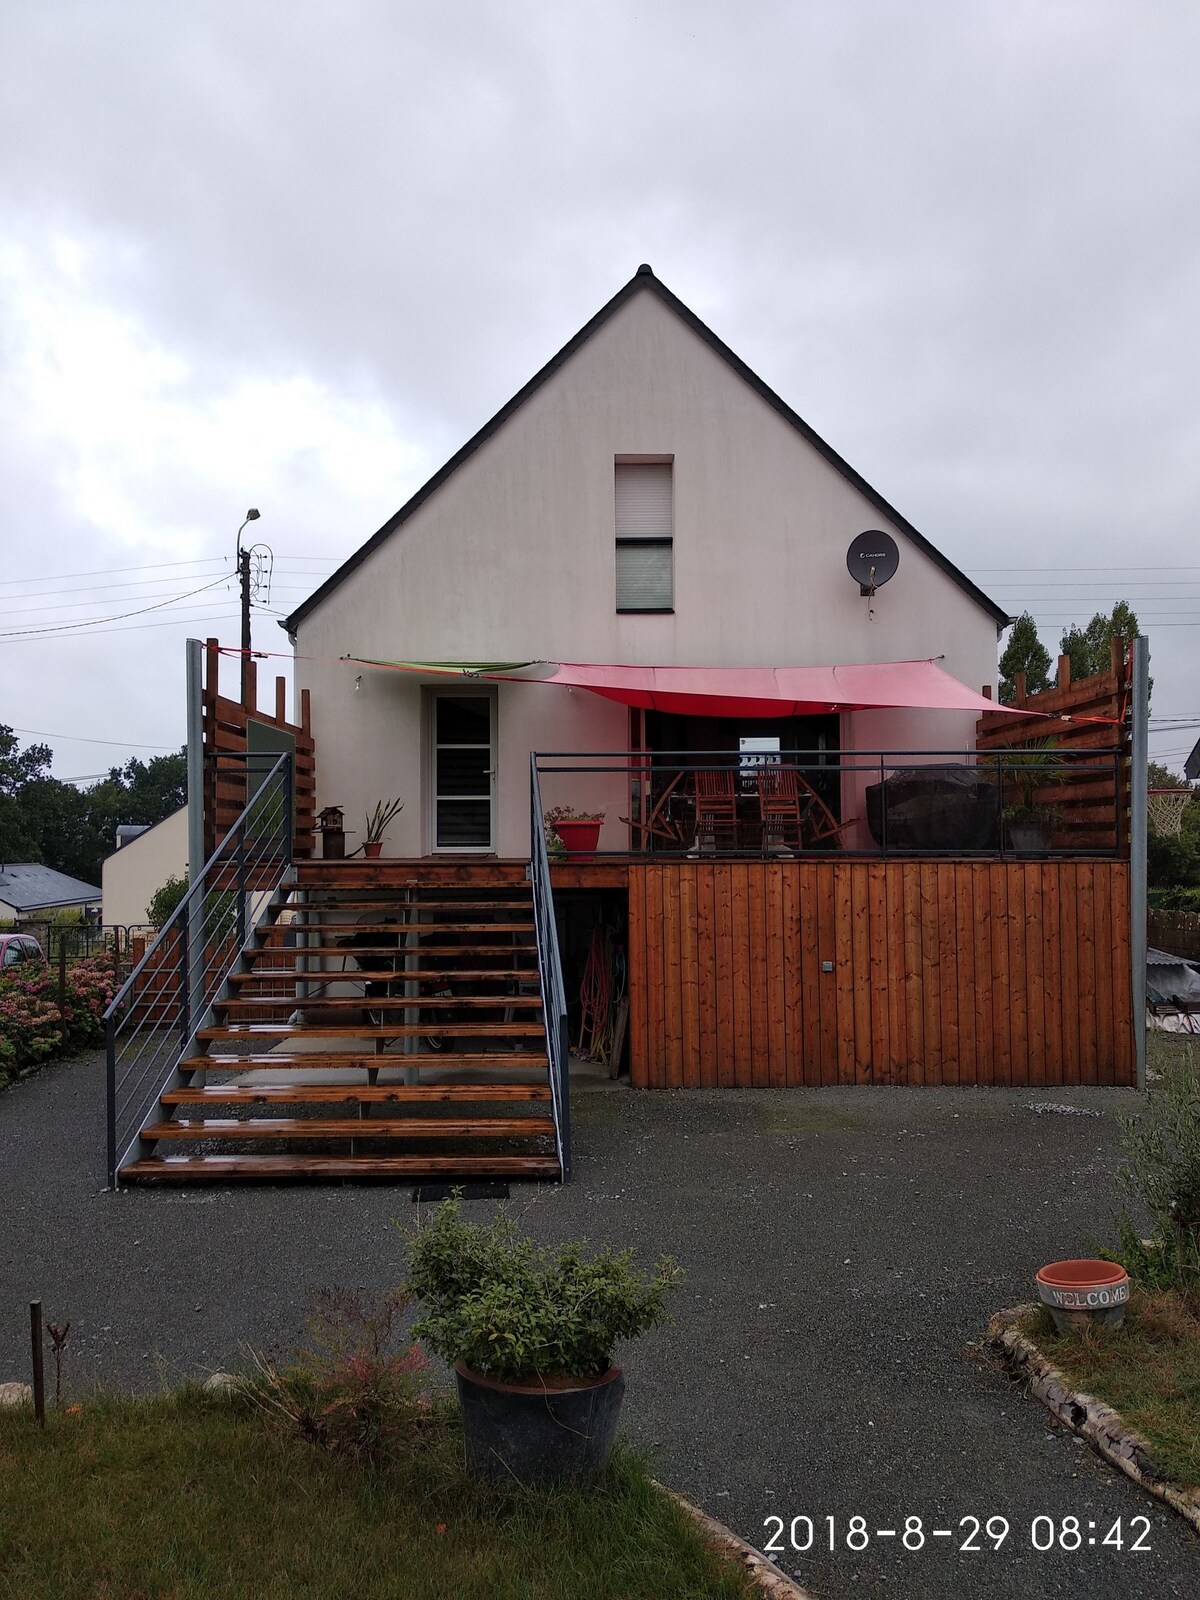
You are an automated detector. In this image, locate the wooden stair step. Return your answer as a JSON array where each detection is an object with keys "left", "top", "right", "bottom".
[
  {"left": 163, "top": 1083, "right": 551, "bottom": 1106},
  {"left": 182, "top": 1052, "right": 550, "bottom": 1071},
  {"left": 119, "top": 1153, "right": 561, "bottom": 1182},
  {"left": 218, "top": 995, "right": 543, "bottom": 1012},
  {"left": 283, "top": 899, "right": 533, "bottom": 911},
  {"left": 142, "top": 1116, "right": 556, "bottom": 1141},
  {"left": 248, "top": 944, "right": 534, "bottom": 959},
  {"left": 229, "top": 967, "right": 536, "bottom": 985},
  {"left": 266, "top": 921, "right": 535, "bottom": 934},
  {"left": 198, "top": 1022, "right": 545, "bottom": 1039},
  {"left": 294, "top": 866, "right": 529, "bottom": 886}
]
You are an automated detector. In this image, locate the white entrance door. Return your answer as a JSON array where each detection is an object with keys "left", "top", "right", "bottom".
[{"left": 431, "top": 691, "right": 496, "bottom": 851}]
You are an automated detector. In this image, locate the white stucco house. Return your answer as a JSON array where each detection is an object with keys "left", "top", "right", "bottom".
[
  {"left": 101, "top": 806, "right": 188, "bottom": 929},
  {"left": 282, "top": 265, "right": 1009, "bottom": 855}
]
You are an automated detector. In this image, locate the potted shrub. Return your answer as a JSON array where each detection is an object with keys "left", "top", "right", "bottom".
[
  {"left": 362, "top": 797, "right": 403, "bottom": 858},
  {"left": 995, "top": 737, "right": 1061, "bottom": 850},
  {"left": 405, "top": 1194, "right": 680, "bottom": 1482},
  {"left": 543, "top": 804, "right": 604, "bottom": 860}
]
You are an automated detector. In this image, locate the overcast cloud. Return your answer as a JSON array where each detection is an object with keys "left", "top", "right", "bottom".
[{"left": 1, "top": 0, "right": 1197, "bottom": 777}]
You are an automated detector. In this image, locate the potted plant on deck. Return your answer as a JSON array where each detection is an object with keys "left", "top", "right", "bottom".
[
  {"left": 405, "top": 1194, "right": 681, "bottom": 1482},
  {"left": 362, "top": 797, "right": 404, "bottom": 858},
  {"left": 543, "top": 804, "right": 604, "bottom": 860},
  {"left": 995, "top": 737, "right": 1061, "bottom": 851}
]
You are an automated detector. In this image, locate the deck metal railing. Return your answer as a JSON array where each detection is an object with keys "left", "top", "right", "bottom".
[
  {"left": 528, "top": 754, "right": 571, "bottom": 1179},
  {"left": 104, "top": 753, "right": 294, "bottom": 1185},
  {"left": 533, "top": 747, "right": 1126, "bottom": 859}
]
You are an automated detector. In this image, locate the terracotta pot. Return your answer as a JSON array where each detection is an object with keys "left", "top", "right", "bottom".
[
  {"left": 454, "top": 1361, "right": 624, "bottom": 1482},
  {"left": 1035, "top": 1258, "right": 1129, "bottom": 1335},
  {"left": 362, "top": 839, "right": 383, "bottom": 859},
  {"left": 552, "top": 818, "right": 602, "bottom": 860}
]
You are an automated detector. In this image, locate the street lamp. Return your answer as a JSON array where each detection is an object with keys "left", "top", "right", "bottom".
[{"left": 235, "top": 508, "right": 260, "bottom": 702}]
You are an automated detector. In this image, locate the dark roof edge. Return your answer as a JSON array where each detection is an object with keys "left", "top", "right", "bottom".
[
  {"left": 283, "top": 266, "right": 1010, "bottom": 634},
  {"left": 282, "top": 272, "right": 653, "bottom": 633}
]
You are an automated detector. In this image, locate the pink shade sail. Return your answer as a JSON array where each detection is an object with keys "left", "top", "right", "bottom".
[{"left": 526, "top": 659, "right": 1007, "bottom": 718}]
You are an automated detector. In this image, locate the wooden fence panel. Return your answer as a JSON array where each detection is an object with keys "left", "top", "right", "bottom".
[
  {"left": 976, "top": 642, "right": 1130, "bottom": 854},
  {"left": 626, "top": 860, "right": 1134, "bottom": 1089},
  {"left": 202, "top": 639, "right": 316, "bottom": 859}
]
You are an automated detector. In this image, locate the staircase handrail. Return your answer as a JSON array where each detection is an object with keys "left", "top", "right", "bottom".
[
  {"left": 105, "top": 751, "right": 293, "bottom": 1185},
  {"left": 529, "top": 752, "right": 570, "bottom": 1179}
]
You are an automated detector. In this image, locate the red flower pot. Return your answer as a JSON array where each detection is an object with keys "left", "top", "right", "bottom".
[
  {"left": 1035, "top": 1258, "right": 1129, "bottom": 1335},
  {"left": 552, "top": 819, "right": 602, "bottom": 860},
  {"left": 362, "top": 840, "right": 383, "bottom": 859}
]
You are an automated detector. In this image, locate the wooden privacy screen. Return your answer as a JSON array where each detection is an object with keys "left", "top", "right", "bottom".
[
  {"left": 627, "top": 860, "right": 1135, "bottom": 1088},
  {"left": 202, "top": 638, "right": 316, "bottom": 859},
  {"left": 975, "top": 640, "right": 1130, "bottom": 854}
]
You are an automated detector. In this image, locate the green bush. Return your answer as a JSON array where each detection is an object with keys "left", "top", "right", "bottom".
[
  {"left": 147, "top": 873, "right": 189, "bottom": 931},
  {"left": 1148, "top": 886, "right": 1200, "bottom": 913},
  {"left": 1112, "top": 1044, "right": 1200, "bottom": 1288},
  {"left": 0, "top": 953, "right": 116, "bottom": 1084},
  {"left": 405, "top": 1194, "right": 681, "bottom": 1383}
]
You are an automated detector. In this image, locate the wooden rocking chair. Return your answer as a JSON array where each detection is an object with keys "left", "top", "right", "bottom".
[
  {"left": 756, "top": 765, "right": 807, "bottom": 853},
  {"left": 694, "top": 769, "right": 739, "bottom": 852},
  {"left": 756, "top": 765, "right": 855, "bottom": 851}
]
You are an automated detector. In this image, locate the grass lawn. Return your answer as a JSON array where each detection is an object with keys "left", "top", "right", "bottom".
[
  {"left": 0, "top": 1388, "right": 757, "bottom": 1600},
  {"left": 1020, "top": 1290, "right": 1200, "bottom": 1487}
]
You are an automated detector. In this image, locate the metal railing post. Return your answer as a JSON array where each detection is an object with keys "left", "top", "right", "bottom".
[
  {"left": 179, "top": 904, "right": 192, "bottom": 1054},
  {"left": 236, "top": 821, "right": 247, "bottom": 949},
  {"left": 880, "top": 755, "right": 888, "bottom": 857},
  {"left": 105, "top": 1012, "right": 117, "bottom": 1188},
  {"left": 557, "top": 1012, "right": 572, "bottom": 1179},
  {"left": 1130, "top": 636, "right": 1149, "bottom": 1090}
]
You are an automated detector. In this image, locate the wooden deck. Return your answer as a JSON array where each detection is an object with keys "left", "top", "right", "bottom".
[{"left": 296, "top": 856, "right": 1136, "bottom": 1090}]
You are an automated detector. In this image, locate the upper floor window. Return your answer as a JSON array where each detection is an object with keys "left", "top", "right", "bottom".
[{"left": 615, "top": 459, "right": 673, "bottom": 612}]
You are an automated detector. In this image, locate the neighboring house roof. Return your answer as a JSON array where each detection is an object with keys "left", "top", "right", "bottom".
[
  {"left": 282, "top": 264, "right": 1010, "bottom": 635},
  {"left": 116, "top": 823, "right": 151, "bottom": 847},
  {"left": 0, "top": 863, "right": 102, "bottom": 912}
]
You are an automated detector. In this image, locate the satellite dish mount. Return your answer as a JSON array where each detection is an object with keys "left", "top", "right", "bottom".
[{"left": 846, "top": 531, "right": 899, "bottom": 620}]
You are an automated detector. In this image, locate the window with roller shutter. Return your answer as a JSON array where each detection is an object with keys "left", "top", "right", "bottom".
[{"left": 615, "top": 460, "right": 673, "bottom": 611}]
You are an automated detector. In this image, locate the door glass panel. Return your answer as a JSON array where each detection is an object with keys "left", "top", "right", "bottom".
[
  {"left": 436, "top": 696, "right": 491, "bottom": 743},
  {"left": 434, "top": 695, "right": 493, "bottom": 849},
  {"left": 436, "top": 800, "right": 491, "bottom": 846}
]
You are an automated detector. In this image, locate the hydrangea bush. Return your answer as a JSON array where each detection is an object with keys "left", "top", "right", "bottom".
[{"left": 0, "top": 953, "right": 117, "bottom": 1084}]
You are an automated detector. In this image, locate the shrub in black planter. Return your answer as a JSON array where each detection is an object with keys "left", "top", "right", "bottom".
[{"left": 405, "top": 1195, "right": 681, "bottom": 1481}]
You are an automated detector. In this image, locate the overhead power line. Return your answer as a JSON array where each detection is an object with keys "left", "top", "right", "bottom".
[
  {"left": 0, "top": 607, "right": 238, "bottom": 642},
  {"left": 0, "top": 574, "right": 232, "bottom": 639},
  {"left": 11, "top": 726, "right": 180, "bottom": 750}
]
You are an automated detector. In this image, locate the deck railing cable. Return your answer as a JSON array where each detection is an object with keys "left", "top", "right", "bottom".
[
  {"left": 529, "top": 753, "right": 571, "bottom": 1179},
  {"left": 104, "top": 752, "right": 293, "bottom": 1186}
]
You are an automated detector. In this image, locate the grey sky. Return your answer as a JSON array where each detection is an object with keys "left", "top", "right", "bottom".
[{"left": 1, "top": 0, "right": 1197, "bottom": 776}]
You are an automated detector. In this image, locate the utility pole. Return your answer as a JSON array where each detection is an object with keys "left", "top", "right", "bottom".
[{"left": 235, "top": 508, "right": 260, "bottom": 703}]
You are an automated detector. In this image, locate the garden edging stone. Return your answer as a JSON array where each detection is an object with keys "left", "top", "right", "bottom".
[
  {"left": 658, "top": 1484, "right": 818, "bottom": 1599},
  {"left": 987, "top": 1305, "right": 1200, "bottom": 1536}
]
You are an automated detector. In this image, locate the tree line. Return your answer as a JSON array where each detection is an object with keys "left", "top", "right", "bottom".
[
  {"left": 0, "top": 724, "right": 186, "bottom": 886},
  {"left": 998, "top": 601, "right": 1141, "bottom": 704}
]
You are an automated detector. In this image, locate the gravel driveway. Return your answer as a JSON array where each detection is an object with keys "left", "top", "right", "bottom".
[{"left": 1, "top": 1050, "right": 1196, "bottom": 1598}]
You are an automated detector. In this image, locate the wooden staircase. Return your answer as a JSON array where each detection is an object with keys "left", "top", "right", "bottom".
[{"left": 119, "top": 863, "right": 561, "bottom": 1184}]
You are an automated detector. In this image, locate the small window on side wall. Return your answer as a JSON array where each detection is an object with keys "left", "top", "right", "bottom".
[{"left": 615, "top": 460, "right": 673, "bottom": 612}]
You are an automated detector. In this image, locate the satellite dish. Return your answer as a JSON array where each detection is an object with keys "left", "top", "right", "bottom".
[{"left": 847, "top": 531, "right": 899, "bottom": 595}]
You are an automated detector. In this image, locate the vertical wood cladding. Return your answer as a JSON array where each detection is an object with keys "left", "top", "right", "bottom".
[{"left": 626, "top": 860, "right": 1134, "bottom": 1088}]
